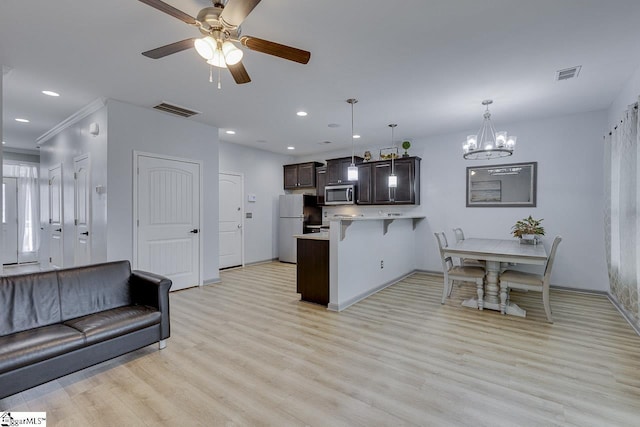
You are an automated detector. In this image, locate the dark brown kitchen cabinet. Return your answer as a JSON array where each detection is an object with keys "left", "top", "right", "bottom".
[
  {"left": 283, "top": 162, "right": 323, "bottom": 189},
  {"left": 357, "top": 163, "right": 372, "bottom": 204},
  {"left": 326, "top": 156, "right": 364, "bottom": 185},
  {"left": 361, "top": 157, "right": 421, "bottom": 205},
  {"left": 297, "top": 238, "right": 329, "bottom": 306},
  {"left": 316, "top": 166, "right": 327, "bottom": 205}
]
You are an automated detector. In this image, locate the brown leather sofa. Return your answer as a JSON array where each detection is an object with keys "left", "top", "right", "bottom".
[{"left": 0, "top": 260, "right": 171, "bottom": 399}]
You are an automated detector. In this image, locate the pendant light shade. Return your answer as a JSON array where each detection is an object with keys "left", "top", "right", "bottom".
[
  {"left": 388, "top": 124, "right": 398, "bottom": 188},
  {"left": 347, "top": 98, "right": 359, "bottom": 181}
]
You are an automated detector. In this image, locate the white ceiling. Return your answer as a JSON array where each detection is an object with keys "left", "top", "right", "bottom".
[{"left": 2, "top": 0, "right": 640, "bottom": 156}]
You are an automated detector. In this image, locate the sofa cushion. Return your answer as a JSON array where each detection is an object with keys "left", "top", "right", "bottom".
[
  {"left": 0, "top": 271, "right": 61, "bottom": 336},
  {"left": 58, "top": 261, "right": 132, "bottom": 321},
  {"left": 63, "top": 306, "right": 161, "bottom": 345},
  {"left": 0, "top": 324, "right": 85, "bottom": 374}
]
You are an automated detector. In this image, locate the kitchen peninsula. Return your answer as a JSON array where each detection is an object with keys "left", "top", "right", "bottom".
[{"left": 295, "top": 214, "right": 425, "bottom": 310}]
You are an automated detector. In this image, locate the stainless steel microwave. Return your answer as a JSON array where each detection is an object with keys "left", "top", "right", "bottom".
[{"left": 325, "top": 184, "right": 355, "bottom": 205}]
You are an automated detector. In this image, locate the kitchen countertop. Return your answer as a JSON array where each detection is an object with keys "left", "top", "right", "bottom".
[
  {"left": 327, "top": 214, "right": 426, "bottom": 221},
  {"left": 294, "top": 232, "right": 330, "bottom": 241}
]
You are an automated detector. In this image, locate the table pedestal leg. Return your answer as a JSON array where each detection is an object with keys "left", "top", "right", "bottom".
[{"left": 462, "top": 260, "right": 527, "bottom": 317}]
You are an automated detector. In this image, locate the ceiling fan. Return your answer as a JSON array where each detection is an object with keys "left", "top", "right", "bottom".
[{"left": 138, "top": 0, "right": 311, "bottom": 85}]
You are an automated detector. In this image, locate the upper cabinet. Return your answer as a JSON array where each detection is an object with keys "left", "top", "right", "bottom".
[
  {"left": 358, "top": 157, "right": 421, "bottom": 205},
  {"left": 283, "top": 162, "right": 324, "bottom": 189},
  {"left": 326, "top": 156, "right": 364, "bottom": 185},
  {"left": 315, "top": 166, "right": 327, "bottom": 204}
]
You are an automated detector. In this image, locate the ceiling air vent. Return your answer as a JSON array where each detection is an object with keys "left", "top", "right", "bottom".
[
  {"left": 153, "top": 102, "right": 201, "bottom": 118},
  {"left": 555, "top": 66, "right": 581, "bottom": 81}
]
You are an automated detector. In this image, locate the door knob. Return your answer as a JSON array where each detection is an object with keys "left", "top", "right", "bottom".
[
  {"left": 81, "top": 231, "right": 89, "bottom": 236},
  {"left": 237, "top": 224, "right": 242, "bottom": 229},
  {"left": 190, "top": 229, "right": 199, "bottom": 234}
]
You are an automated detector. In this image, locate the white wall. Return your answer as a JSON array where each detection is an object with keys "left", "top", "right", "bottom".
[
  {"left": 106, "top": 100, "right": 220, "bottom": 283},
  {"left": 219, "top": 141, "right": 293, "bottom": 263},
  {"left": 413, "top": 110, "right": 609, "bottom": 291},
  {"left": 608, "top": 63, "right": 640, "bottom": 127}
]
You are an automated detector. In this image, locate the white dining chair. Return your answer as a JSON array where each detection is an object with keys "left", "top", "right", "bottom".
[
  {"left": 452, "top": 227, "right": 485, "bottom": 268},
  {"left": 499, "top": 236, "right": 562, "bottom": 323},
  {"left": 434, "top": 232, "right": 486, "bottom": 309}
]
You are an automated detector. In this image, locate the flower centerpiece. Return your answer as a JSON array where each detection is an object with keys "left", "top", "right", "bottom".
[{"left": 511, "top": 215, "right": 544, "bottom": 244}]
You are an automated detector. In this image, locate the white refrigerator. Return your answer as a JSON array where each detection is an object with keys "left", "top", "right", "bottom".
[{"left": 279, "top": 194, "right": 321, "bottom": 263}]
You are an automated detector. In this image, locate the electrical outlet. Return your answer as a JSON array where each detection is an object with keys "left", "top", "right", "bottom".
[{"left": 380, "top": 260, "right": 384, "bottom": 269}]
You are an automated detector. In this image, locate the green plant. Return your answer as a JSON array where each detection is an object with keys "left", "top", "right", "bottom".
[
  {"left": 401, "top": 140, "right": 411, "bottom": 156},
  {"left": 511, "top": 215, "right": 545, "bottom": 238}
]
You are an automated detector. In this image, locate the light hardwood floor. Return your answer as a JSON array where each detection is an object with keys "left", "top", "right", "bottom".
[{"left": 2, "top": 262, "right": 640, "bottom": 426}]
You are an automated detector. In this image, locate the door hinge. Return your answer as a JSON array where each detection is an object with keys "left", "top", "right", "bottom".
[
  {"left": 137, "top": 167, "right": 139, "bottom": 175},
  {"left": 74, "top": 219, "right": 78, "bottom": 226},
  {"left": 49, "top": 257, "right": 52, "bottom": 263},
  {"left": 48, "top": 179, "right": 52, "bottom": 186},
  {"left": 49, "top": 218, "right": 52, "bottom": 224},
  {"left": 137, "top": 219, "right": 139, "bottom": 227},
  {"left": 74, "top": 172, "right": 78, "bottom": 179}
]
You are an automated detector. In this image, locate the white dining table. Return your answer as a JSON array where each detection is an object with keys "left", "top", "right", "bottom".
[{"left": 443, "top": 238, "right": 548, "bottom": 317}]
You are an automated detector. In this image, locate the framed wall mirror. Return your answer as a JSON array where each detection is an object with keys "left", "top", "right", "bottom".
[{"left": 466, "top": 162, "right": 537, "bottom": 207}]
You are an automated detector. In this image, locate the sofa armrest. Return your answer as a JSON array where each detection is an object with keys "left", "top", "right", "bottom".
[{"left": 130, "top": 270, "right": 172, "bottom": 339}]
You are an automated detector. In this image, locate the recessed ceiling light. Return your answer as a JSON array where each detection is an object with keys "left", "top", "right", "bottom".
[
  {"left": 296, "top": 111, "right": 308, "bottom": 117},
  {"left": 353, "top": 134, "right": 361, "bottom": 139},
  {"left": 287, "top": 146, "right": 295, "bottom": 150},
  {"left": 42, "top": 90, "right": 60, "bottom": 97},
  {"left": 2, "top": 141, "right": 6, "bottom": 145},
  {"left": 15, "top": 118, "right": 30, "bottom": 123},
  {"left": 225, "top": 130, "right": 236, "bottom": 135}
]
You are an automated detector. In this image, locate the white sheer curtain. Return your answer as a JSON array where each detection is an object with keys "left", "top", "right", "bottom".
[
  {"left": 3, "top": 163, "right": 40, "bottom": 261},
  {"left": 604, "top": 97, "right": 640, "bottom": 325}
]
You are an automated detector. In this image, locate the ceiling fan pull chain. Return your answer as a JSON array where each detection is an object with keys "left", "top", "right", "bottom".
[
  {"left": 209, "top": 64, "right": 213, "bottom": 83},
  {"left": 218, "top": 66, "right": 222, "bottom": 89}
]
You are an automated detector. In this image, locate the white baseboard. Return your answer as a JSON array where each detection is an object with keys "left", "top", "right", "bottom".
[{"left": 328, "top": 271, "right": 415, "bottom": 312}]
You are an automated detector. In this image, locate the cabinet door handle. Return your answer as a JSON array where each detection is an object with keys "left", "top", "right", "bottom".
[
  {"left": 81, "top": 231, "right": 89, "bottom": 236},
  {"left": 190, "top": 229, "right": 199, "bottom": 234},
  {"left": 55, "top": 228, "right": 62, "bottom": 232}
]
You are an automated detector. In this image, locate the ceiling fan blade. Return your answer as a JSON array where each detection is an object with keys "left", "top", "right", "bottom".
[
  {"left": 138, "top": 0, "right": 198, "bottom": 25},
  {"left": 142, "top": 38, "right": 197, "bottom": 59},
  {"left": 228, "top": 61, "right": 251, "bottom": 84},
  {"left": 220, "top": 0, "right": 262, "bottom": 28},
  {"left": 240, "top": 36, "right": 310, "bottom": 64}
]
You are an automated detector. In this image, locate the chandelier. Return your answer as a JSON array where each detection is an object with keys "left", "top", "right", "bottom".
[{"left": 462, "top": 100, "right": 516, "bottom": 160}]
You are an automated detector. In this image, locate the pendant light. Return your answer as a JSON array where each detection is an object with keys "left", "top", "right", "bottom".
[
  {"left": 347, "top": 98, "right": 359, "bottom": 181},
  {"left": 388, "top": 124, "right": 398, "bottom": 188}
]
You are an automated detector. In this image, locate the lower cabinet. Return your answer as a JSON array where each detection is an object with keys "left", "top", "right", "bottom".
[{"left": 296, "top": 238, "right": 329, "bottom": 306}]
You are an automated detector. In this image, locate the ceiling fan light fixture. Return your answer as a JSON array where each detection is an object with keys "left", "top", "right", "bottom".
[
  {"left": 194, "top": 36, "right": 217, "bottom": 60},
  {"left": 222, "top": 41, "right": 243, "bottom": 65},
  {"left": 207, "top": 49, "right": 228, "bottom": 68}
]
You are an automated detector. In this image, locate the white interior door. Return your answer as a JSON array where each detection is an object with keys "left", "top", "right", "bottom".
[
  {"left": 136, "top": 154, "right": 201, "bottom": 291},
  {"left": 74, "top": 154, "right": 91, "bottom": 266},
  {"left": 219, "top": 172, "right": 243, "bottom": 269},
  {"left": 48, "top": 164, "right": 63, "bottom": 269},
  {"left": 2, "top": 178, "right": 18, "bottom": 264}
]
